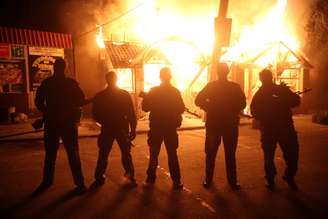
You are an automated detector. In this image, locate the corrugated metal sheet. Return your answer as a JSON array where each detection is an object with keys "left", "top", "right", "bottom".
[{"left": 0, "top": 26, "right": 72, "bottom": 48}]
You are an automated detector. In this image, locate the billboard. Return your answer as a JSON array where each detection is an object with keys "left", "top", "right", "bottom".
[{"left": 28, "top": 47, "right": 64, "bottom": 90}]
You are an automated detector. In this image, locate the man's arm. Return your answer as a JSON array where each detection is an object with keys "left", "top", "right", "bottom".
[
  {"left": 195, "top": 84, "right": 210, "bottom": 111},
  {"left": 126, "top": 93, "right": 137, "bottom": 140},
  {"left": 35, "top": 82, "right": 46, "bottom": 113},
  {"left": 72, "top": 80, "right": 86, "bottom": 107},
  {"left": 283, "top": 87, "right": 301, "bottom": 108},
  {"left": 250, "top": 91, "right": 260, "bottom": 119},
  {"left": 141, "top": 89, "right": 153, "bottom": 112},
  {"left": 236, "top": 85, "right": 247, "bottom": 111}
]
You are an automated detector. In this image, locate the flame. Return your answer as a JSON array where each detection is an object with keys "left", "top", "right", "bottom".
[
  {"left": 99, "top": 0, "right": 300, "bottom": 91},
  {"left": 96, "top": 25, "right": 106, "bottom": 49},
  {"left": 222, "top": 0, "right": 300, "bottom": 66}
]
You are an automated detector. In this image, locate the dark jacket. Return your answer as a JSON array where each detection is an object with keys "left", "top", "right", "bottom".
[
  {"left": 35, "top": 76, "right": 85, "bottom": 125},
  {"left": 142, "top": 84, "right": 185, "bottom": 129},
  {"left": 195, "top": 80, "right": 246, "bottom": 129},
  {"left": 250, "top": 83, "right": 300, "bottom": 128},
  {"left": 92, "top": 86, "right": 136, "bottom": 131}
]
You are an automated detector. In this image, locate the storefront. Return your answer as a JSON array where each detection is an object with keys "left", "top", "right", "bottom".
[{"left": 0, "top": 26, "right": 74, "bottom": 118}]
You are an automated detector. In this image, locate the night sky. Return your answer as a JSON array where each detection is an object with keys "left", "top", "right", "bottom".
[{"left": 0, "top": 0, "right": 74, "bottom": 33}]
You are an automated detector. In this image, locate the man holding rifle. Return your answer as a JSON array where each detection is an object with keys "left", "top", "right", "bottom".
[{"left": 251, "top": 69, "right": 300, "bottom": 191}]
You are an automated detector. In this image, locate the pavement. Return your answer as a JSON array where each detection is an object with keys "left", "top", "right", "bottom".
[
  {"left": 0, "top": 114, "right": 211, "bottom": 142},
  {"left": 0, "top": 115, "right": 328, "bottom": 219}
]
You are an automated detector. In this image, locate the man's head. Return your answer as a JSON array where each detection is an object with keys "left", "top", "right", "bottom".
[
  {"left": 216, "top": 62, "right": 230, "bottom": 80},
  {"left": 160, "top": 67, "right": 172, "bottom": 84},
  {"left": 259, "top": 69, "right": 273, "bottom": 86},
  {"left": 105, "top": 71, "right": 117, "bottom": 88},
  {"left": 53, "top": 58, "right": 66, "bottom": 78}
]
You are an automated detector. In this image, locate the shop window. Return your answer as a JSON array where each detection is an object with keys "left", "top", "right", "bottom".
[{"left": 0, "top": 60, "right": 25, "bottom": 93}]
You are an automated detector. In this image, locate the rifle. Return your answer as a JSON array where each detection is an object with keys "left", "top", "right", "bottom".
[
  {"left": 244, "top": 88, "right": 313, "bottom": 120},
  {"left": 295, "top": 88, "right": 312, "bottom": 95}
]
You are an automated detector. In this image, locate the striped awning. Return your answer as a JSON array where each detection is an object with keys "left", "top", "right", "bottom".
[{"left": 0, "top": 26, "right": 72, "bottom": 48}]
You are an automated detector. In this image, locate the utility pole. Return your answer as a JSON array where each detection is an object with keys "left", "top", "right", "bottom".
[{"left": 209, "top": 0, "right": 232, "bottom": 81}]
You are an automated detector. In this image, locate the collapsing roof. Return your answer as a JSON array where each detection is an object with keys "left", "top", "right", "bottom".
[
  {"left": 241, "top": 41, "right": 313, "bottom": 69},
  {"left": 104, "top": 41, "right": 169, "bottom": 69},
  {"left": 105, "top": 42, "right": 142, "bottom": 68}
]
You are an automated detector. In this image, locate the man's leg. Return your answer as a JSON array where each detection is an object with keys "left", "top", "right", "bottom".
[
  {"left": 42, "top": 124, "right": 60, "bottom": 185},
  {"left": 146, "top": 130, "right": 163, "bottom": 183},
  {"left": 222, "top": 126, "right": 239, "bottom": 189},
  {"left": 164, "top": 129, "right": 181, "bottom": 186},
  {"left": 261, "top": 130, "right": 277, "bottom": 189},
  {"left": 32, "top": 124, "right": 60, "bottom": 195},
  {"left": 278, "top": 127, "right": 299, "bottom": 190},
  {"left": 61, "top": 124, "right": 85, "bottom": 188},
  {"left": 204, "top": 130, "right": 221, "bottom": 185},
  {"left": 116, "top": 131, "right": 136, "bottom": 182},
  {"left": 94, "top": 130, "right": 114, "bottom": 183}
]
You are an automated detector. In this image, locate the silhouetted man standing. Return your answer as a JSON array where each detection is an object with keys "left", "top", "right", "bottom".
[
  {"left": 251, "top": 69, "right": 300, "bottom": 191},
  {"left": 142, "top": 67, "right": 185, "bottom": 189},
  {"left": 195, "top": 63, "right": 246, "bottom": 190},
  {"left": 91, "top": 71, "right": 137, "bottom": 188},
  {"left": 34, "top": 58, "right": 86, "bottom": 195}
]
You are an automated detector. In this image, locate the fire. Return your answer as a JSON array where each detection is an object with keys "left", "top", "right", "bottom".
[
  {"left": 96, "top": 0, "right": 301, "bottom": 91},
  {"left": 222, "top": 0, "right": 300, "bottom": 66},
  {"left": 96, "top": 25, "right": 106, "bottom": 49}
]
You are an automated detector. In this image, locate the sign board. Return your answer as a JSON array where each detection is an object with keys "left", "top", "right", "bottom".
[
  {"left": 28, "top": 47, "right": 64, "bottom": 91},
  {"left": 0, "top": 44, "right": 10, "bottom": 58},
  {"left": 11, "top": 45, "right": 25, "bottom": 58},
  {"left": 29, "top": 47, "right": 64, "bottom": 57}
]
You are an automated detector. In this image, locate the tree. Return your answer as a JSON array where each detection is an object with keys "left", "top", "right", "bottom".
[{"left": 305, "top": 0, "right": 328, "bottom": 110}]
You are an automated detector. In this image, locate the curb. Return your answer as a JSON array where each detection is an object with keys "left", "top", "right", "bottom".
[{"left": 0, "top": 122, "right": 251, "bottom": 143}]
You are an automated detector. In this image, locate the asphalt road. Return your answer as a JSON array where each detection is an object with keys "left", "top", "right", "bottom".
[{"left": 0, "top": 116, "right": 328, "bottom": 219}]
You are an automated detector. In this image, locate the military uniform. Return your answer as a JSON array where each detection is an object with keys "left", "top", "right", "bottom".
[
  {"left": 195, "top": 80, "right": 246, "bottom": 186},
  {"left": 251, "top": 83, "right": 300, "bottom": 185},
  {"left": 92, "top": 86, "right": 137, "bottom": 183},
  {"left": 142, "top": 84, "right": 185, "bottom": 185},
  {"left": 35, "top": 76, "right": 85, "bottom": 188}
]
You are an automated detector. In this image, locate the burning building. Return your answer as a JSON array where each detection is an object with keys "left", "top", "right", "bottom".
[{"left": 92, "top": 0, "right": 311, "bottom": 116}]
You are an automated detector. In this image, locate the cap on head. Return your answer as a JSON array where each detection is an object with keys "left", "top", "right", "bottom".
[
  {"left": 259, "top": 69, "right": 273, "bottom": 85},
  {"left": 216, "top": 62, "right": 230, "bottom": 79},
  {"left": 160, "top": 67, "right": 172, "bottom": 83},
  {"left": 53, "top": 58, "right": 66, "bottom": 77},
  {"left": 105, "top": 71, "right": 117, "bottom": 86}
]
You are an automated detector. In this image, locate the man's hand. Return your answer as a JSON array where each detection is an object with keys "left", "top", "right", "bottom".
[{"left": 129, "top": 129, "right": 136, "bottom": 140}]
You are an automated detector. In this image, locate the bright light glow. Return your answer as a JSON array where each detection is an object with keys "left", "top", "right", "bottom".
[
  {"left": 96, "top": 25, "right": 106, "bottom": 49},
  {"left": 222, "top": 0, "right": 300, "bottom": 66},
  {"left": 99, "top": 0, "right": 300, "bottom": 91}
]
